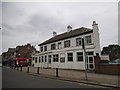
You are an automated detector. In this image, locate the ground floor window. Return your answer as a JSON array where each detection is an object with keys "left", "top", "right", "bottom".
[
  {"left": 42, "top": 56, "right": 44, "bottom": 62},
  {"left": 53, "top": 54, "right": 59, "bottom": 62},
  {"left": 60, "top": 53, "right": 65, "bottom": 62},
  {"left": 48, "top": 55, "right": 52, "bottom": 63},
  {"left": 32, "top": 57, "right": 35, "bottom": 61},
  {"left": 67, "top": 53, "right": 73, "bottom": 62},
  {"left": 35, "top": 57, "right": 37, "bottom": 63},
  {"left": 77, "top": 52, "right": 83, "bottom": 61},
  {"left": 39, "top": 57, "right": 41, "bottom": 63},
  {"left": 45, "top": 55, "right": 47, "bottom": 62}
]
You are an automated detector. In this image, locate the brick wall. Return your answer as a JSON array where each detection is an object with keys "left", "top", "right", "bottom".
[{"left": 94, "top": 55, "right": 120, "bottom": 75}]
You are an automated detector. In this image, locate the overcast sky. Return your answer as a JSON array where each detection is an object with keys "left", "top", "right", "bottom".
[{"left": 1, "top": 1, "right": 118, "bottom": 54}]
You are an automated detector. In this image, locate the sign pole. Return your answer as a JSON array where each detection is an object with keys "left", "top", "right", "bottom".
[{"left": 82, "top": 38, "right": 88, "bottom": 81}]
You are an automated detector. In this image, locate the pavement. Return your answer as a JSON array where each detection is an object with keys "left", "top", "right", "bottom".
[
  {"left": 5, "top": 66, "right": 120, "bottom": 89},
  {"left": 3, "top": 67, "right": 99, "bottom": 88},
  {"left": 0, "top": 67, "right": 2, "bottom": 90}
]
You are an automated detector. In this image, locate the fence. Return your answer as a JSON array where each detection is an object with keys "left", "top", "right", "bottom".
[{"left": 94, "top": 55, "right": 120, "bottom": 75}]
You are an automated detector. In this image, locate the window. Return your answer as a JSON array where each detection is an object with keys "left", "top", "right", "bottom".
[
  {"left": 86, "top": 52, "right": 94, "bottom": 55},
  {"left": 85, "top": 35, "right": 92, "bottom": 45},
  {"left": 53, "top": 54, "right": 59, "bottom": 62},
  {"left": 60, "top": 53, "right": 65, "bottom": 62},
  {"left": 76, "top": 38, "right": 82, "bottom": 46},
  {"left": 51, "top": 44, "right": 56, "bottom": 50},
  {"left": 32, "top": 57, "right": 34, "bottom": 61},
  {"left": 39, "top": 57, "right": 41, "bottom": 63},
  {"left": 64, "top": 40, "right": 70, "bottom": 48},
  {"left": 48, "top": 55, "right": 52, "bottom": 63},
  {"left": 41, "top": 46, "right": 43, "bottom": 52},
  {"left": 42, "top": 56, "right": 44, "bottom": 62},
  {"left": 45, "top": 55, "right": 47, "bottom": 62},
  {"left": 58, "top": 42, "right": 62, "bottom": 49},
  {"left": 44, "top": 46, "right": 47, "bottom": 51},
  {"left": 67, "top": 53, "right": 73, "bottom": 62},
  {"left": 77, "top": 52, "right": 83, "bottom": 61},
  {"left": 35, "top": 57, "right": 37, "bottom": 63}
]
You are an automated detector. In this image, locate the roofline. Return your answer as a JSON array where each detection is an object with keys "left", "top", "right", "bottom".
[{"left": 38, "top": 30, "right": 93, "bottom": 46}]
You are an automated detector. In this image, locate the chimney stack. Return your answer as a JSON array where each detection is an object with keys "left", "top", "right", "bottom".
[
  {"left": 67, "top": 25, "right": 72, "bottom": 32},
  {"left": 53, "top": 32, "right": 57, "bottom": 37}
]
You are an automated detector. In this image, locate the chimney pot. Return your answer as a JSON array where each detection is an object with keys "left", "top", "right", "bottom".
[
  {"left": 53, "top": 32, "right": 57, "bottom": 37},
  {"left": 67, "top": 25, "right": 72, "bottom": 32},
  {"left": 92, "top": 21, "right": 98, "bottom": 26}
]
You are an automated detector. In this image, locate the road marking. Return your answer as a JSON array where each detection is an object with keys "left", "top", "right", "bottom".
[
  {"left": 78, "top": 83, "right": 111, "bottom": 88},
  {"left": 60, "top": 79, "right": 110, "bottom": 88}
]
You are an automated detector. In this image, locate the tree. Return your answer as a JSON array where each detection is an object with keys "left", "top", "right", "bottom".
[{"left": 101, "top": 44, "right": 120, "bottom": 60}]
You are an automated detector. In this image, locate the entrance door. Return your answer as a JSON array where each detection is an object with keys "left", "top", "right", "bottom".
[
  {"left": 86, "top": 52, "right": 94, "bottom": 69},
  {"left": 87, "top": 56, "right": 94, "bottom": 69}
]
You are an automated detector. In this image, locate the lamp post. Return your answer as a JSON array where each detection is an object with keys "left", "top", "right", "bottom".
[{"left": 82, "top": 38, "right": 88, "bottom": 81}]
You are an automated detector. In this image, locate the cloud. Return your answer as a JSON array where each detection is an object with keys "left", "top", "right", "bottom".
[{"left": 1, "top": 2, "right": 118, "bottom": 54}]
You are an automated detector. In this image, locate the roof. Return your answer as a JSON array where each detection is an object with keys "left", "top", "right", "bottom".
[{"left": 39, "top": 27, "right": 93, "bottom": 46}]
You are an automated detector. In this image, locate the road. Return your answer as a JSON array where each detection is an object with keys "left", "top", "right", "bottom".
[
  {"left": 2, "top": 67, "right": 107, "bottom": 88},
  {"left": 0, "top": 66, "right": 2, "bottom": 89}
]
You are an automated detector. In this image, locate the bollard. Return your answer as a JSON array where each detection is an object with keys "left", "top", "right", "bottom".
[
  {"left": 27, "top": 66, "right": 29, "bottom": 73},
  {"left": 56, "top": 68, "right": 58, "bottom": 77},
  {"left": 20, "top": 66, "right": 22, "bottom": 71},
  {"left": 37, "top": 67, "right": 39, "bottom": 74},
  {"left": 17, "top": 66, "right": 19, "bottom": 70}
]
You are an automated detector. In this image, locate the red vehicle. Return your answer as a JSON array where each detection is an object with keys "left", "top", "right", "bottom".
[{"left": 13, "top": 58, "right": 30, "bottom": 67}]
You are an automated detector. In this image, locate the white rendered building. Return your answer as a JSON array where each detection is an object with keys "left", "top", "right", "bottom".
[{"left": 32, "top": 21, "right": 101, "bottom": 70}]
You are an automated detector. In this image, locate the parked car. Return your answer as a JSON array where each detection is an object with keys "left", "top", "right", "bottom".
[{"left": 109, "top": 58, "right": 120, "bottom": 64}]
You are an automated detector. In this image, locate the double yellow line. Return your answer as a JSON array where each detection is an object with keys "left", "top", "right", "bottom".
[{"left": 78, "top": 82, "right": 111, "bottom": 88}]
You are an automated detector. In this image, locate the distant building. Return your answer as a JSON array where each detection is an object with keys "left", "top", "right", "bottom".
[
  {"left": 32, "top": 21, "right": 101, "bottom": 70},
  {"left": 2, "top": 43, "right": 38, "bottom": 65},
  {"left": 16, "top": 43, "right": 36, "bottom": 58}
]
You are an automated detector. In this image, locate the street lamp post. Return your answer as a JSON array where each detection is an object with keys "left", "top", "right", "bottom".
[{"left": 82, "top": 38, "right": 88, "bottom": 81}]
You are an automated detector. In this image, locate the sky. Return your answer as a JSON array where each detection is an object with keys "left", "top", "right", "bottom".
[{"left": 1, "top": 1, "right": 119, "bottom": 54}]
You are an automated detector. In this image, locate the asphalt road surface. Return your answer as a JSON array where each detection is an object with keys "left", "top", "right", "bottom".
[
  {"left": 2, "top": 67, "right": 107, "bottom": 88},
  {"left": 0, "top": 66, "right": 2, "bottom": 89}
]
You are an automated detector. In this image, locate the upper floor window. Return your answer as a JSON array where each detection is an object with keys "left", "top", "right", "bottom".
[
  {"left": 64, "top": 40, "right": 70, "bottom": 48},
  {"left": 58, "top": 42, "right": 62, "bottom": 49},
  {"left": 51, "top": 44, "right": 56, "bottom": 50},
  {"left": 41, "top": 46, "right": 43, "bottom": 52},
  {"left": 67, "top": 53, "right": 73, "bottom": 62},
  {"left": 85, "top": 35, "right": 92, "bottom": 45},
  {"left": 76, "top": 38, "right": 82, "bottom": 46},
  {"left": 44, "top": 46, "right": 47, "bottom": 51}
]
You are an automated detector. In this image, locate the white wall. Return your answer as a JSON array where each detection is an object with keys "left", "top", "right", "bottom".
[
  {"left": 33, "top": 22, "right": 101, "bottom": 70},
  {"left": 33, "top": 47, "right": 96, "bottom": 70}
]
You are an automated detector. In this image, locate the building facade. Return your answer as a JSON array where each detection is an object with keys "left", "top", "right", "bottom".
[{"left": 32, "top": 21, "right": 101, "bottom": 70}]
